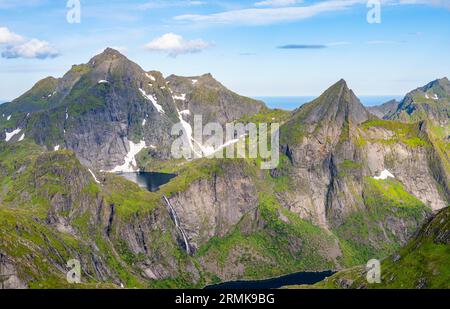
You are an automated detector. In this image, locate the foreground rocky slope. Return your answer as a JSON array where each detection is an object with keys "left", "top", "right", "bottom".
[{"left": 313, "top": 205, "right": 449, "bottom": 289}]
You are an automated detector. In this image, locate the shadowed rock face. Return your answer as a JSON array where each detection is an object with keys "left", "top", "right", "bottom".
[
  {"left": 368, "top": 99, "right": 399, "bottom": 119},
  {"left": 0, "top": 48, "right": 264, "bottom": 171}
]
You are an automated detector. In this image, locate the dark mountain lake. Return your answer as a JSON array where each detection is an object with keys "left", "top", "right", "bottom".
[
  {"left": 205, "top": 270, "right": 335, "bottom": 289},
  {"left": 117, "top": 172, "right": 176, "bottom": 192}
]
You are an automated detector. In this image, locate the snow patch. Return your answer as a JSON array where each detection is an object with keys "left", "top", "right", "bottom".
[
  {"left": 173, "top": 93, "right": 186, "bottom": 101},
  {"left": 88, "top": 169, "right": 101, "bottom": 184},
  {"left": 7, "top": 115, "right": 11, "bottom": 121},
  {"left": 98, "top": 80, "right": 109, "bottom": 84},
  {"left": 146, "top": 73, "right": 156, "bottom": 81},
  {"left": 160, "top": 86, "right": 166, "bottom": 90},
  {"left": 175, "top": 108, "right": 244, "bottom": 158},
  {"left": 110, "top": 140, "right": 147, "bottom": 173},
  {"left": 18, "top": 133, "right": 25, "bottom": 141},
  {"left": 5, "top": 128, "right": 21, "bottom": 142},
  {"left": 373, "top": 169, "right": 395, "bottom": 180},
  {"left": 54, "top": 145, "right": 60, "bottom": 151},
  {"left": 142, "top": 115, "right": 148, "bottom": 127},
  {"left": 177, "top": 110, "right": 200, "bottom": 157},
  {"left": 432, "top": 94, "right": 439, "bottom": 100},
  {"left": 191, "top": 79, "right": 198, "bottom": 85},
  {"left": 139, "top": 88, "right": 165, "bottom": 113},
  {"left": 198, "top": 135, "right": 246, "bottom": 157},
  {"left": 425, "top": 93, "right": 429, "bottom": 99}
]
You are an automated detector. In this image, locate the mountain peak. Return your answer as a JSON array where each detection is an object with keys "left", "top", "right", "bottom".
[
  {"left": 301, "top": 79, "right": 370, "bottom": 125},
  {"left": 419, "top": 77, "right": 450, "bottom": 93},
  {"left": 101, "top": 47, "right": 125, "bottom": 57},
  {"left": 335, "top": 78, "right": 348, "bottom": 87},
  {"left": 88, "top": 47, "right": 128, "bottom": 66}
]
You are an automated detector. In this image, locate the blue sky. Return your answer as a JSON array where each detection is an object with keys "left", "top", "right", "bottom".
[{"left": 0, "top": 0, "right": 449, "bottom": 101}]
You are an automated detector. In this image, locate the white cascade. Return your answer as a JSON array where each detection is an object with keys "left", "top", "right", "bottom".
[{"left": 163, "top": 195, "right": 191, "bottom": 255}]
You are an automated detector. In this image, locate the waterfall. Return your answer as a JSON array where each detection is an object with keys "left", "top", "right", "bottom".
[{"left": 163, "top": 195, "right": 191, "bottom": 255}]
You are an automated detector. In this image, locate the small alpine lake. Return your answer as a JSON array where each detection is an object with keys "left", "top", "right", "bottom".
[{"left": 117, "top": 171, "right": 177, "bottom": 192}]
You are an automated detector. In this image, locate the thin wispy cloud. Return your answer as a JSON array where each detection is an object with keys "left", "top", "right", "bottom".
[
  {"left": 139, "top": 0, "right": 206, "bottom": 10},
  {"left": 0, "top": 0, "right": 44, "bottom": 9},
  {"left": 278, "top": 41, "right": 351, "bottom": 49},
  {"left": 174, "top": 0, "right": 363, "bottom": 25},
  {"left": 254, "top": 0, "right": 302, "bottom": 7},
  {"left": 174, "top": 0, "right": 450, "bottom": 26}
]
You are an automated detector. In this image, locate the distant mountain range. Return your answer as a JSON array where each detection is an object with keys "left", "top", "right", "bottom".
[{"left": 0, "top": 49, "right": 448, "bottom": 289}]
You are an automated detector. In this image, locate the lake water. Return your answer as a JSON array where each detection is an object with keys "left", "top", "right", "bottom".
[
  {"left": 254, "top": 96, "right": 404, "bottom": 110},
  {"left": 117, "top": 172, "right": 176, "bottom": 192},
  {"left": 204, "top": 270, "right": 335, "bottom": 289}
]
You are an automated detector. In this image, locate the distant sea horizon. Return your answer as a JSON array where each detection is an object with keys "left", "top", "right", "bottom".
[
  {"left": 1, "top": 96, "right": 404, "bottom": 110},
  {"left": 254, "top": 96, "right": 404, "bottom": 110}
]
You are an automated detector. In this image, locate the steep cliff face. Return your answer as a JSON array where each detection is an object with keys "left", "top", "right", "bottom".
[
  {"left": 278, "top": 80, "right": 372, "bottom": 227},
  {"left": 167, "top": 160, "right": 259, "bottom": 251}
]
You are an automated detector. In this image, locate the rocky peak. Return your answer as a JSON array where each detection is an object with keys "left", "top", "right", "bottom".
[
  {"left": 303, "top": 79, "right": 370, "bottom": 125},
  {"left": 387, "top": 77, "right": 450, "bottom": 123},
  {"left": 88, "top": 47, "right": 127, "bottom": 66},
  {"left": 420, "top": 77, "right": 450, "bottom": 95}
]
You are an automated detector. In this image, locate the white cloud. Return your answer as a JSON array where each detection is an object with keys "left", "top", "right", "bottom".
[
  {"left": 144, "top": 33, "right": 211, "bottom": 57},
  {"left": 255, "top": 0, "right": 301, "bottom": 7},
  {"left": 2, "top": 39, "right": 60, "bottom": 59},
  {"left": 0, "top": 27, "right": 23, "bottom": 44}
]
